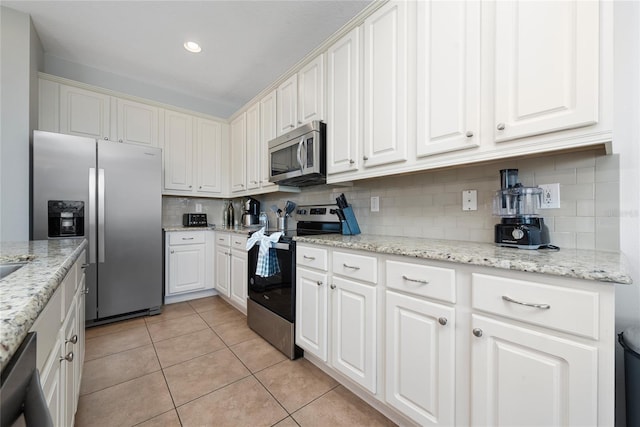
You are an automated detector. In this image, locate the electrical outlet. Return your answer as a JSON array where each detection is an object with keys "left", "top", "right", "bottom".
[
  {"left": 462, "top": 190, "right": 477, "bottom": 211},
  {"left": 539, "top": 183, "right": 560, "bottom": 209},
  {"left": 195, "top": 203, "right": 203, "bottom": 213},
  {"left": 370, "top": 196, "right": 380, "bottom": 212}
]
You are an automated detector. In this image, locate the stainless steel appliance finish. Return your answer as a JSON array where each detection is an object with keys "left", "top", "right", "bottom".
[
  {"left": 33, "top": 131, "right": 162, "bottom": 323},
  {"left": 247, "top": 299, "right": 298, "bottom": 359},
  {"left": 268, "top": 121, "right": 326, "bottom": 187}
]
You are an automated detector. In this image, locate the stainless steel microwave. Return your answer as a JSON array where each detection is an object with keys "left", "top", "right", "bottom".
[{"left": 268, "top": 121, "right": 326, "bottom": 187}]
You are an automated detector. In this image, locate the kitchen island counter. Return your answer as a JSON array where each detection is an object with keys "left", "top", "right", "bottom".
[
  {"left": 294, "top": 234, "right": 633, "bottom": 284},
  {"left": 0, "top": 238, "right": 87, "bottom": 371}
]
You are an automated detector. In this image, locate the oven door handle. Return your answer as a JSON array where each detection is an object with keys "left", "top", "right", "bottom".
[{"left": 272, "top": 242, "right": 290, "bottom": 251}]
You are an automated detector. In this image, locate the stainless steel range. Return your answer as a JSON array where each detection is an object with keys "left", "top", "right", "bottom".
[{"left": 247, "top": 204, "right": 341, "bottom": 359}]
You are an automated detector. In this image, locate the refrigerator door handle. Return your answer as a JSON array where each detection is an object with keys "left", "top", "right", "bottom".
[
  {"left": 98, "top": 168, "right": 105, "bottom": 263},
  {"left": 88, "top": 168, "right": 97, "bottom": 264}
]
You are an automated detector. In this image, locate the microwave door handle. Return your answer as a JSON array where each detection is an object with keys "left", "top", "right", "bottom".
[{"left": 296, "top": 136, "right": 305, "bottom": 171}]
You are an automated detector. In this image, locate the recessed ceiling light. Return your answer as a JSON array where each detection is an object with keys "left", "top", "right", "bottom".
[{"left": 184, "top": 41, "right": 201, "bottom": 53}]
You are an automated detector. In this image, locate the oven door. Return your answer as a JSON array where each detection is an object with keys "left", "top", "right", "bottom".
[{"left": 248, "top": 241, "right": 296, "bottom": 322}]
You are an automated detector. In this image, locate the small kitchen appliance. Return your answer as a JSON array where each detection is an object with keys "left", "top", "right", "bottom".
[
  {"left": 182, "top": 213, "right": 208, "bottom": 227},
  {"left": 493, "top": 169, "right": 550, "bottom": 249},
  {"left": 241, "top": 197, "right": 261, "bottom": 226}
]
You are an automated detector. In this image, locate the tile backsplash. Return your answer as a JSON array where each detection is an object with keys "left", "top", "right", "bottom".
[{"left": 164, "top": 149, "right": 620, "bottom": 252}]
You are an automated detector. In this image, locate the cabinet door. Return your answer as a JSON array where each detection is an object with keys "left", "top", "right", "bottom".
[
  {"left": 246, "top": 103, "right": 261, "bottom": 190},
  {"left": 230, "top": 113, "right": 247, "bottom": 193},
  {"left": 62, "top": 299, "right": 77, "bottom": 427},
  {"left": 386, "top": 291, "right": 455, "bottom": 426},
  {"left": 298, "top": 55, "right": 325, "bottom": 125},
  {"left": 195, "top": 118, "right": 223, "bottom": 194},
  {"left": 296, "top": 267, "right": 328, "bottom": 361},
  {"left": 230, "top": 249, "right": 248, "bottom": 309},
  {"left": 59, "top": 84, "right": 111, "bottom": 140},
  {"left": 163, "top": 110, "right": 194, "bottom": 191},
  {"left": 260, "top": 90, "right": 277, "bottom": 189},
  {"left": 331, "top": 276, "right": 376, "bottom": 393},
  {"left": 41, "top": 337, "right": 63, "bottom": 427},
  {"left": 327, "top": 26, "right": 361, "bottom": 175},
  {"left": 277, "top": 74, "right": 298, "bottom": 135},
  {"left": 39, "top": 78, "right": 59, "bottom": 132},
  {"left": 363, "top": 1, "right": 409, "bottom": 168},
  {"left": 494, "top": 0, "right": 599, "bottom": 142},
  {"left": 215, "top": 246, "right": 231, "bottom": 297},
  {"left": 116, "top": 98, "right": 159, "bottom": 147},
  {"left": 416, "top": 0, "right": 480, "bottom": 157},
  {"left": 168, "top": 244, "right": 206, "bottom": 294},
  {"left": 75, "top": 274, "right": 86, "bottom": 404},
  {"left": 471, "top": 314, "right": 598, "bottom": 426}
]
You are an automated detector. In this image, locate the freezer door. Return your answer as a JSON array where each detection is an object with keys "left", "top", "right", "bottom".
[
  {"left": 97, "top": 141, "right": 162, "bottom": 318},
  {"left": 32, "top": 131, "right": 99, "bottom": 322}
]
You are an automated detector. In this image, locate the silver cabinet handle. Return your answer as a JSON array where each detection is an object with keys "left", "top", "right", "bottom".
[
  {"left": 66, "top": 334, "right": 78, "bottom": 344},
  {"left": 473, "top": 328, "right": 483, "bottom": 338},
  {"left": 349, "top": 159, "right": 355, "bottom": 165},
  {"left": 330, "top": 284, "right": 336, "bottom": 289},
  {"left": 316, "top": 281, "right": 323, "bottom": 286},
  {"left": 60, "top": 351, "right": 74, "bottom": 362},
  {"left": 118, "top": 139, "right": 123, "bottom": 143},
  {"left": 343, "top": 263, "right": 360, "bottom": 270},
  {"left": 81, "top": 263, "right": 89, "bottom": 269},
  {"left": 182, "top": 237, "right": 194, "bottom": 240},
  {"left": 170, "top": 250, "right": 174, "bottom": 254},
  {"left": 502, "top": 295, "right": 551, "bottom": 310},
  {"left": 497, "top": 123, "right": 506, "bottom": 131},
  {"left": 303, "top": 255, "right": 316, "bottom": 260},
  {"left": 402, "top": 275, "right": 429, "bottom": 285},
  {"left": 234, "top": 241, "right": 242, "bottom": 245},
  {"left": 438, "top": 317, "right": 447, "bottom": 326},
  {"left": 466, "top": 131, "right": 474, "bottom": 137},
  {"left": 103, "top": 137, "right": 108, "bottom": 140},
  {"left": 363, "top": 156, "right": 369, "bottom": 161}
]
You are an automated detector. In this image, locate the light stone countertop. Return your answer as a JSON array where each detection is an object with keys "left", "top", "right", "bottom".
[
  {"left": 0, "top": 239, "right": 87, "bottom": 371},
  {"left": 294, "top": 234, "right": 633, "bottom": 285},
  {"left": 162, "top": 226, "right": 215, "bottom": 232}
]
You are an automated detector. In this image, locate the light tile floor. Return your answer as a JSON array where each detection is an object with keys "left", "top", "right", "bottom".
[{"left": 76, "top": 296, "right": 396, "bottom": 427}]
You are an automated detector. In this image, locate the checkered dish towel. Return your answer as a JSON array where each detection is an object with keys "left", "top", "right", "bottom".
[{"left": 246, "top": 227, "right": 283, "bottom": 277}]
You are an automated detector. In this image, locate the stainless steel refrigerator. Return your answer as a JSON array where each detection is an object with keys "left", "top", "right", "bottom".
[{"left": 32, "top": 130, "right": 162, "bottom": 324}]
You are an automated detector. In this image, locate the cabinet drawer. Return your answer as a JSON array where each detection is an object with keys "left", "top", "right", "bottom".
[
  {"left": 231, "top": 235, "right": 247, "bottom": 250},
  {"left": 386, "top": 260, "right": 456, "bottom": 303},
  {"left": 472, "top": 273, "right": 600, "bottom": 339},
  {"left": 215, "top": 232, "right": 231, "bottom": 247},
  {"left": 169, "top": 231, "right": 205, "bottom": 245},
  {"left": 333, "top": 251, "right": 377, "bottom": 284},
  {"left": 296, "top": 245, "right": 328, "bottom": 271}
]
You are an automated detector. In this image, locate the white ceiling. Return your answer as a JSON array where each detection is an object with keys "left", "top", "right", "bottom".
[{"left": 4, "top": 0, "right": 372, "bottom": 118}]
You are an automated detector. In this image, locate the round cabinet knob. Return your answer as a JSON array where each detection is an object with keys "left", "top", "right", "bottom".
[
  {"left": 60, "top": 351, "right": 74, "bottom": 363},
  {"left": 438, "top": 317, "right": 447, "bottom": 326},
  {"left": 199, "top": 186, "right": 202, "bottom": 189},
  {"left": 170, "top": 250, "right": 175, "bottom": 254},
  {"left": 66, "top": 334, "right": 78, "bottom": 344},
  {"left": 472, "top": 328, "right": 483, "bottom": 338},
  {"left": 103, "top": 137, "right": 108, "bottom": 140},
  {"left": 363, "top": 156, "right": 369, "bottom": 161},
  {"left": 330, "top": 284, "right": 336, "bottom": 289},
  {"left": 189, "top": 185, "right": 192, "bottom": 188},
  {"left": 512, "top": 228, "right": 525, "bottom": 240},
  {"left": 84, "top": 287, "right": 89, "bottom": 295},
  {"left": 497, "top": 123, "right": 506, "bottom": 131},
  {"left": 118, "top": 139, "right": 123, "bottom": 143},
  {"left": 466, "top": 131, "right": 474, "bottom": 138},
  {"left": 316, "top": 281, "right": 323, "bottom": 287}
]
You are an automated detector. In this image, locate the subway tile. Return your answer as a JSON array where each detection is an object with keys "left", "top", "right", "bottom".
[
  {"left": 555, "top": 217, "right": 595, "bottom": 233},
  {"left": 595, "top": 154, "right": 620, "bottom": 183},
  {"left": 548, "top": 232, "right": 576, "bottom": 249},
  {"left": 576, "top": 232, "right": 596, "bottom": 250},
  {"left": 533, "top": 169, "right": 577, "bottom": 186},
  {"left": 595, "top": 182, "right": 620, "bottom": 217},
  {"left": 576, "top": 200, "right": 595, "bottom": 217},
  {"left": 576, "top": 167, "right": 595, "bottom": 184},
  {"left": 552, "top": 151, "right": 596, "bottom": 170},
  {"left": 561, "top": 183, "right": 594, "bottom": 201}
]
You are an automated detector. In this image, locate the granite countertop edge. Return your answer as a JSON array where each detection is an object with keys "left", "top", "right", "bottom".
[
  {"left": 0, "top": 239, "right": 88, "bottom": 371},
  {"left": 293, "top": 234, "right": 633, "bottom": 285}
]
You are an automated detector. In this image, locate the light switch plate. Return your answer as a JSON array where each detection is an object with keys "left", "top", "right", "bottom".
[
  {"left": 462, "top": 190, "right": 477, "bottom": 211},
  {"left": 370, "top": 196, "right": 380, "bottom": 212}
]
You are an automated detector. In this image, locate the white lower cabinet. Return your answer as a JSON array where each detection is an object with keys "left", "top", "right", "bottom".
[
  {"left": 295, "top": 243, "right": 615, "bottom": 427},
  {"left": 471, "top": 314, "right": 597, "bottom": 426},
  {"left": 331, "top": 276, "right": 377, "bottom": 393},
  {"left": 165, "top": 231, "right": 214, "bottom": 303},
  {"left": 214, "top": 232, "right": 248, "bottom": 313},
  {"left": 30, "top": 250, "right": 86, "bottom": 427},
  {"left": 385, "top": 291, "right": 455, "bottom": 426}
]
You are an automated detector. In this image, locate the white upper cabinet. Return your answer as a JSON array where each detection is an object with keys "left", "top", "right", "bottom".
[
  {"left": 115, "top": 98, "right": 159, "bottom": 147},
  {"left": 276, "top": 74, "right": 298, "bottom": 136},
  {"left": 195, "top": 118, "right": 223, "bottom": 194},
  {"left": 327, "top": 26, "right": 362, "bottom": 176},
  {"left": 246, "top": 103, "right": 261, "bottom": 191},
  {"left": 298, "top": 54, "right": 325, "bottom": 125},
  {"left": 260, "top": 90, "right": 277, "bottom": 189},
  {"left": 362, "top": 1, "right": 410, "bottom": 168},
  {"left": 416, "top": 0, "right": 480, "bottom": 157},
  {"left": 59, "top": 84, "right": 111, "bottom": 140},
  {"left": 163, "top": 110, "right": 194, "bottom": 192},
  {"left": 230, "top": 112, "right": 247, "bottom": 193},
  {"left": 39, "top": 78, "right": 60, "bottom": 132},
  {"left": 493, "top": 0, "right": 599, "bottom": 143}
]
